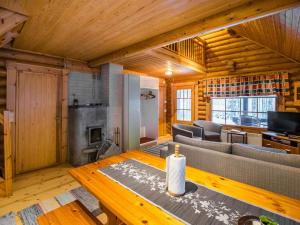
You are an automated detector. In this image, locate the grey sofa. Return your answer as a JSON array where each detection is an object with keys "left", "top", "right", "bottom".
[
  {"left": 193, "top": 120, "right": 222, "bottom": 142},
  {"left": 163, "top": 135, "right": 300, "bottom": 200},
  {"left": 172, "top": 124, "right": 203, "bottom": 141}
]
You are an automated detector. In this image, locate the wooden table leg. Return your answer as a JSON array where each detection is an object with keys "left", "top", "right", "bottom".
[{"left": 100, "top": 203, "right": 125, "bottom": 225}]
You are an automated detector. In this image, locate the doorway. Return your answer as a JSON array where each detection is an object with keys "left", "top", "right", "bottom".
[{"left": 7, "top": 63, "right": 64, "bottom": 174}]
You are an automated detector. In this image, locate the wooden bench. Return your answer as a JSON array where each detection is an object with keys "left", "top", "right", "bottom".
[{"left": 38, "top": 200, "right": 103, "bottom": 225}]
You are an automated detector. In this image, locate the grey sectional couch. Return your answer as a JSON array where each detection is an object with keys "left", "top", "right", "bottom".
[{"left": 163, "top": 135, "right": 300, "bottom": 200}]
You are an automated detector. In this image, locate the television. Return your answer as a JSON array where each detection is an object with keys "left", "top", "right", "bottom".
[{"left": 268, "top": 111, "right": 300, "bottom": 135}]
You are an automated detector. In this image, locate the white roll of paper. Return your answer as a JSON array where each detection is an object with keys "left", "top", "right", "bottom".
[{"left": 166, "top": 154, "right": 186, "bottom": 196}]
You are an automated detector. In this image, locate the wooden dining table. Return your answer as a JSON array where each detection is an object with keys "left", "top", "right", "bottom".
[{"left": 69, "top": 150, "right": 300, "bottom": 225}]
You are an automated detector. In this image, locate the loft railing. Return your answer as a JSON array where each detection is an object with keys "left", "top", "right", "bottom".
[
  {"left": 163, "top": 37, "right": 205, "bottom": 66},
  {"left": 0, "top": 111, "right": 13, "bottom": 196}
]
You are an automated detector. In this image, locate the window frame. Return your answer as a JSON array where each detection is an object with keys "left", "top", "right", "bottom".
[
  {"left": 176, "top": 89, "right": 192, "bottom": 122},
  {"left": 171, "top": 82, "right": 196, "bottom": 124},
  {"left": 211, "top": 96, "right": 277, "bottom": 127}
]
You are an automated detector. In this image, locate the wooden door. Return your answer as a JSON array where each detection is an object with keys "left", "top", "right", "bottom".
[
  {"left": 171, "top": 82, "right": 196, "bottom": 125},
  {"left": 16, "top": 71, "right": 59, "bottom": 174},
  {"left": 159, "top": 84, "right": 167, "bottom": 136}
]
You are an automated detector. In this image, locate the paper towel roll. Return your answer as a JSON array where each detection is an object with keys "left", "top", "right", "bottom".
[{"left": 166, "top": 154, "right": 186, "bottom": 196}]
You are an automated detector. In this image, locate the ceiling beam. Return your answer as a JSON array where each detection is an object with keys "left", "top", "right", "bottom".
[
  {"left": 0, "top": 7, "right": 27, "bottom": 37},
  {"left": 88, "top": 0, "right": 300, "bottom": 67},
  {"left": 0, "top": 47, "right": 99, "bottom": 74}
]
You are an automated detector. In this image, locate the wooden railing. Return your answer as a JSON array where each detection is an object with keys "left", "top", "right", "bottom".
[
  {"left": 0, "top": 111, "right": 13, "bottom": 196},
  {"left": 163, "top": 37, "right": 205, "bottom": 66}
]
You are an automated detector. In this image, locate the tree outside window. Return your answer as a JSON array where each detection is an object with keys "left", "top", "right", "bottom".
[{"left": 211, "top": 96, "right": 276, "bottom": 127}]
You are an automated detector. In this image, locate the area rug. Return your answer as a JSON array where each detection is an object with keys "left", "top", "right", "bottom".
[
  {"left": 99, "top": 159, "right": 300, "bottom": 225},
  {"left": 143, "top": 142, "right": 169, "bottom": 156},
  {"left": 0, "top": 212, "right": 16, "bottom": 225},
  {"left": 0, "top": 186, "right": 101, "bottom": 225}
]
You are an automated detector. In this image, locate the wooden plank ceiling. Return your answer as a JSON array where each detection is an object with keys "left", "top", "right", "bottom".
[
  {"left": 1, "top": 1, "right": 300, "bottom": 77},
  {"left": 115, "top": 52, "right": 200, "bottom": 78},
  {"left": 0, "top": 0, "right": 248, "bottom": 61},
  {"left": 232, "top": 7, "right": 300, "bottom": 63},
  {"left": 3, "top": 0, "right": 300, "bottom": 63}
]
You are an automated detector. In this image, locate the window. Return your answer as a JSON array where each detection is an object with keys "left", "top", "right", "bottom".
[
  {"left": 176, "top": 89, "right": 192, "bottom": 121},
  {"left": 211, "top": 96, "right": 276, "bottom": 127}
]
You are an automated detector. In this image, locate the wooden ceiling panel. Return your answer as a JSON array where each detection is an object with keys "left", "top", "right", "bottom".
[
  {"left": 114, "top": 52, "right": 201, "bottom": 78},
  {"left": 0, "top": 0, "right": 251, "bottom": 60},
  {"left": 232, "top": 7, "right": 300, "bottom": 63}
]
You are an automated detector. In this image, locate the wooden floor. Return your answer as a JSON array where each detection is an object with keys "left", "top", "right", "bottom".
[
  {"left": 0, "top": 140, "right": 174, "bottom": 222},
  {"left": 0, "top": 163, "right": 80, "bottom": 218},
  {"left": 157, "top": 134, "right": 172, "bottom": 144}
]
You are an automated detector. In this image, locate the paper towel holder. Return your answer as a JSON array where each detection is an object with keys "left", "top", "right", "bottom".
[
  {"left": 175, "top": 144, "right": 180, "bottom": 157},
  {"left": 166, "top": 144, "right": 186, "bottom": 197}
]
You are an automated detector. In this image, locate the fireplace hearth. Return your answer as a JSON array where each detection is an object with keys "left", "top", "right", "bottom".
[{"left": 87, "top": 126, "right": 102, "bottom": 146}]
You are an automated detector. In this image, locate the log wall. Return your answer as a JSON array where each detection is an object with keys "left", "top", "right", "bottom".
[{"left": 201, "top": 29, "right": 300, "bottom": 119}]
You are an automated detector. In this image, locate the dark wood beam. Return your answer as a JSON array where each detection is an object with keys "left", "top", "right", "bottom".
[
  {"left": 89, "top": 0, "right": 300, "bottom": 67},
  {"left": 0, "top": 48, "right": 99, "bottom": 74}
]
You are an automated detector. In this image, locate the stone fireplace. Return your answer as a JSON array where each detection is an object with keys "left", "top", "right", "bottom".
[{"left": 68, "top": 105, "right": 107, "bottom": 166}]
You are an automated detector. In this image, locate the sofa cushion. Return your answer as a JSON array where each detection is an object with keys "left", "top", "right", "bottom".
[
  {"left": 174, "top": 134, "right": 231, "bottom": 154},
  {"left": 246, "top": 144, "right": 287, "bottom": 154},
  {"left": 232, "top": 143, "right": 300, "bottom": 168},
  {"left": 204, "top": 131, "right": 221, "bottom": 142}
]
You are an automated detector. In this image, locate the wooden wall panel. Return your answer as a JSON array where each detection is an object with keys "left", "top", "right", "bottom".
[{"left": 197, "top": 82, "right": 206, "bottom": 120}]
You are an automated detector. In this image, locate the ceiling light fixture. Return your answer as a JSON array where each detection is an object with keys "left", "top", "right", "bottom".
[
  {"left": 165, "top": 69, "right": 173, "bottom": 76},
  {"left": 165, "top": 62, "right": 173, "bottom": 76}
]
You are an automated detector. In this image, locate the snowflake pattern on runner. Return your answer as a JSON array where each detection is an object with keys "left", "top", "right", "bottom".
[{"left": 109, "top": 161, "right": 245, "bottom": 225}]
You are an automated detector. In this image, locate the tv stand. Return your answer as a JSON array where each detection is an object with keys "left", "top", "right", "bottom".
[{"left": 262, "top": 131, "right": 300, "bottom": 154}]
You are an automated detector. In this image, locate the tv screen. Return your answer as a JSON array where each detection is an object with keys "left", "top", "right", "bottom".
[{"left": 268, "top": 111, "right": 300, "bottom": 135}]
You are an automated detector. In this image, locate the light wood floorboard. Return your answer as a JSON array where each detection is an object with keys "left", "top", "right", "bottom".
[
  {"left": 0, "top": 163, "right": 80, "bottom": 217},
  {"left": 157, "top": 134, "right": 172, "bottom": 144}
]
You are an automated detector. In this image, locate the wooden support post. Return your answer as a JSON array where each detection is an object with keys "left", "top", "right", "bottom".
[
  {"left": 61, "top": 69, "right": 69, "bottom": 162},
  {"left": 100, "top": 204, "right": 125, "bottom": 225},
  {"left": 3, "top": 111, "right": 13, "bottom": 196}
]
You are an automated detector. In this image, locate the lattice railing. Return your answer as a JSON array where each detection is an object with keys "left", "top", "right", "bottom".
[{"left": 163, "top": 37, "right": 205, "bottom": 66}]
